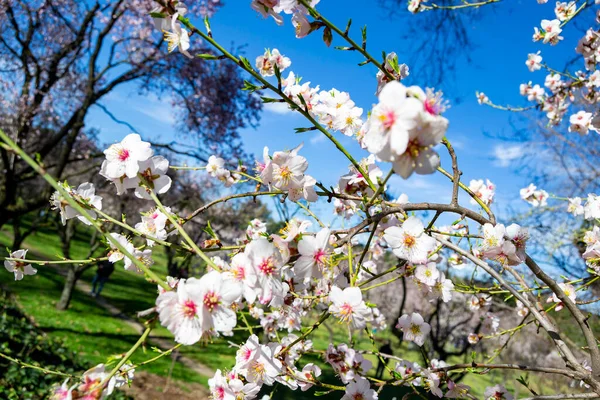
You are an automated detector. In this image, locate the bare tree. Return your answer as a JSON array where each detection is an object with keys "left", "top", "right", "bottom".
[{"left": 0, "top": 0, "right": 261, "bottom": 234}]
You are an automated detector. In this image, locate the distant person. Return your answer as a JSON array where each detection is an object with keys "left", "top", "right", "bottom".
[{"left": 91, "top": 260, "right": 114, "bottom": 297}]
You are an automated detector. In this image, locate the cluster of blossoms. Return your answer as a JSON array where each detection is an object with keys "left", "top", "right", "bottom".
[
  {"left": 152, "top": 2, "right": 192, "bottom": 57},
  {"left": 326, "top": 344, "right": 373, "bottom": 384},
  {"left": 257, "top": 144, "right": 318, "bottom": 202},
  {"left": 520, "top": 183, "right": 549, "bottom": 207},
  {"left": 101, "top": 133, "right": 172, "bottom": 199},
  {"left": 48, "top": 135, "right": 181, "bottom": 278},
  {"left": 468, "top": 179, "right": 496, "bottom": 206},
  {"left": 51, "top": 363, "right": 134, "bottom": 400},
  {"left": 389, "top": 358, "right": 475, "bottom": 398},
  {"left": 476, "top": 222, "right": 529, "bottom": 266},
  {"left": 532, "top": 19, "right": 563, "bottom": 45},
  {"left": 520, "top": 183, "right": 600, "bottom": 274},
  {"left": 251, "top": 0, "right": 320, "bottom": 37},
  {"left": 563, "top": 194, "right": 600, "bottom": 270},
  {"left": 209, "top": 333, "right": 320, "bottom": 398},
  {"left": 256, "top": 48, "right": 291, "bottom": 77},
  {"left": 206, "top": 155, "right": 244, "bottom": 187},
  {"left": 382, "top": 217, "right": 456, "bottom": 304},
  {"left": 361, "top": 81, "right": 449, "bottom": 179},
  {"left": 279, "top": 72, "right": 366, "bottom": 137},
  {"left": 479, "top": 2, "right": 600, "bottom": 131},
  {"left": 7, "top": 1, "right": 599, "bottom": 398},
  {"left": 50, "top": 182, "right": 103, "bottom": 226},
  {"left": 465, "top": 293, "right": 502, "bottom": 345}
]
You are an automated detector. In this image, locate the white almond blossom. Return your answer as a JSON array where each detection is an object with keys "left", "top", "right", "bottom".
[
  {"left": 297, "top": 363, "right": 321, "bottom": 391},
  {"left": 50, "top": 182, "right": 102, "bottom": 226},
  {"left": 383, "top": 216, "right": 436, "bottom": 264},
  {"left": 533, "top": 19, "right": 563, "bottom": 45},
  {"left": 237, "top": 342, "right": 283, "bottom": 386},
  {"left": 245, "top": 238, "right": 288, "bottom": 307},
  {"left": 396, "top": 312, "right": 431, "bottom": 346},
  {"left": 163, "top": 14, "right": 192, "bottom": 58},
  {"left": 484, "top": 384, "right": 514, "bottom": 400},
  {"left": 261, "top": 144, "right": 308, "bottom": 191},
  {"left": 555, "top": 1, "right": 576, "bottom": 21},
  {"left": 584, "top": 194, "right": 600, "bottom": 220},
  {"left": 520, "top": 183, "right": 549, "bottom": 207},
  {"left": 225, "top": 252, "right": 259, "bottom": 304},
  {"left": 103, "top": 133, "right": 153, "bottom": 179},
  {"left": 294, "top": 227, "right": 332, "bottom": 282},
  {"left": 134, "top": 156, "right": 172, "bottom": 199},
  {"left": 363, "top": 81, "right": 449, "bottom": 179},
  {"left": 341, "top": 377, "right": 378, "bottom": 400},
  {"left": 156, "top": 272, "right": 242, "bottom": 344},
  {"left": 107, "top": 233, "right": 135, "bottom": 264},
  {"left": 526, "top": 51, "right": 543, "bottom": 72},
  {"left": 414, "top": 262, "right": 440, "bottom": 286},
  {"left": 422, "top": 369, "right": 443, "bottom": 397},
  {"left": 4, "top": 249, "right": 37, "bottom": 281},
  {"left": 569, "top": 111, "right": 594, "bottom": 134},
  {"left": 328, "top": 286, "right": 373, "bottom": 330},
  {"left": 546, "top": 282, "right": 576, "bottom": 311},
  {"left": 256, "top": 48, "right": 291, "bottom": 77},
  {"left": 567, "top": 197, "right": 584, "bottom": 216},
  {"left": 135, "top": 208, "right": 170, "bottom": 246},
  {"left": 468, "top": 179, "right": 495, "bottom": 206},
  {"left": 476, "top": 91, "right": 489, "bottom": 104}
]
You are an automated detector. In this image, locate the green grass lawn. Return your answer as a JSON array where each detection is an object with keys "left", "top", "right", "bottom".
[
  {"left": 0, "top": 221, "right": 586, "bottom": 399},
  {"left": 0, "top": 227, "right": 207, "bottom": 390}
]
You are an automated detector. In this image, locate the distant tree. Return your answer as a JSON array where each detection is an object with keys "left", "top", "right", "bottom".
[
  {"left": 376, "top": 0, "right": 495, "bottom": 88},
  {"left": 0, "top": 0, "right": 261, "bottom": 232}
]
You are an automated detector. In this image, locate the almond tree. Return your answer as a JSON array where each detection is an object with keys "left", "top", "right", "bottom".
[{"left": 2, "top": 1, "right": 600, "bottom": 399}]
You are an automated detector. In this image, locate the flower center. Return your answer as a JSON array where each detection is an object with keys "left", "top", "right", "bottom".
[
  {"left": 339, "top": 303, "right": 354, "bottom": 322},
  {"left": 163, "top": 31, "right": 181, "bottom": 52},
  {"left": 313, "top": 249, "right": 327, "bottom": 265},
  {"left": 117, "top": 148, "right": 130, "bottom": 162},
  {"left": 232, "top": 266, "right": 246, "bottom": 280},
  {"left": 251, "top": 361, "right": 265, "bottom": 378},
  {"left": 203, "top": 291, "right": 220, "bottom": 312},
  {"left": 258, "top": 257, "right": 275, "bottom": 275},
  {"left": 410, "top": 323, "right": 421, "bottom": 335},
  {"left": 214, "top": 386, "right": 225, "bottom": 400},
  {"left": 279, "top": 165, "right": 292, "bottom": 183},
  {"left": 182, "top": 300, "right": 197, "bottom": 318},
  {"left": 406, "top": 140, "right": 422, "bottom": 158},
  {"left": 140, "top": 168, "right": 160, "bottom": 188},
  {"left": 242, "top": 347, "right": 253, "bottom": 361},
  {"left": 379, "top": 109, "right": 396, "bottom": 130},
  {"left": 403, "top": 234, "right": 416, "bottom": 248}
]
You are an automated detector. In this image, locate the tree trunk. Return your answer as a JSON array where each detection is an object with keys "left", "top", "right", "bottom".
[
  {"left": 56, "top": 219, "right": 77, "bottom": 311},
  {"left": 11, "top": 215, "right": 23, "bottom": 251},
  {"left": 56, "top": 266, "right": 80, "bottom": 311}
]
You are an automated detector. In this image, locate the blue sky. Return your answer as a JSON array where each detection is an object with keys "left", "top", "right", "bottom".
[{"left": 87, "top": 0, "right": 590, "bottom": 226}]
